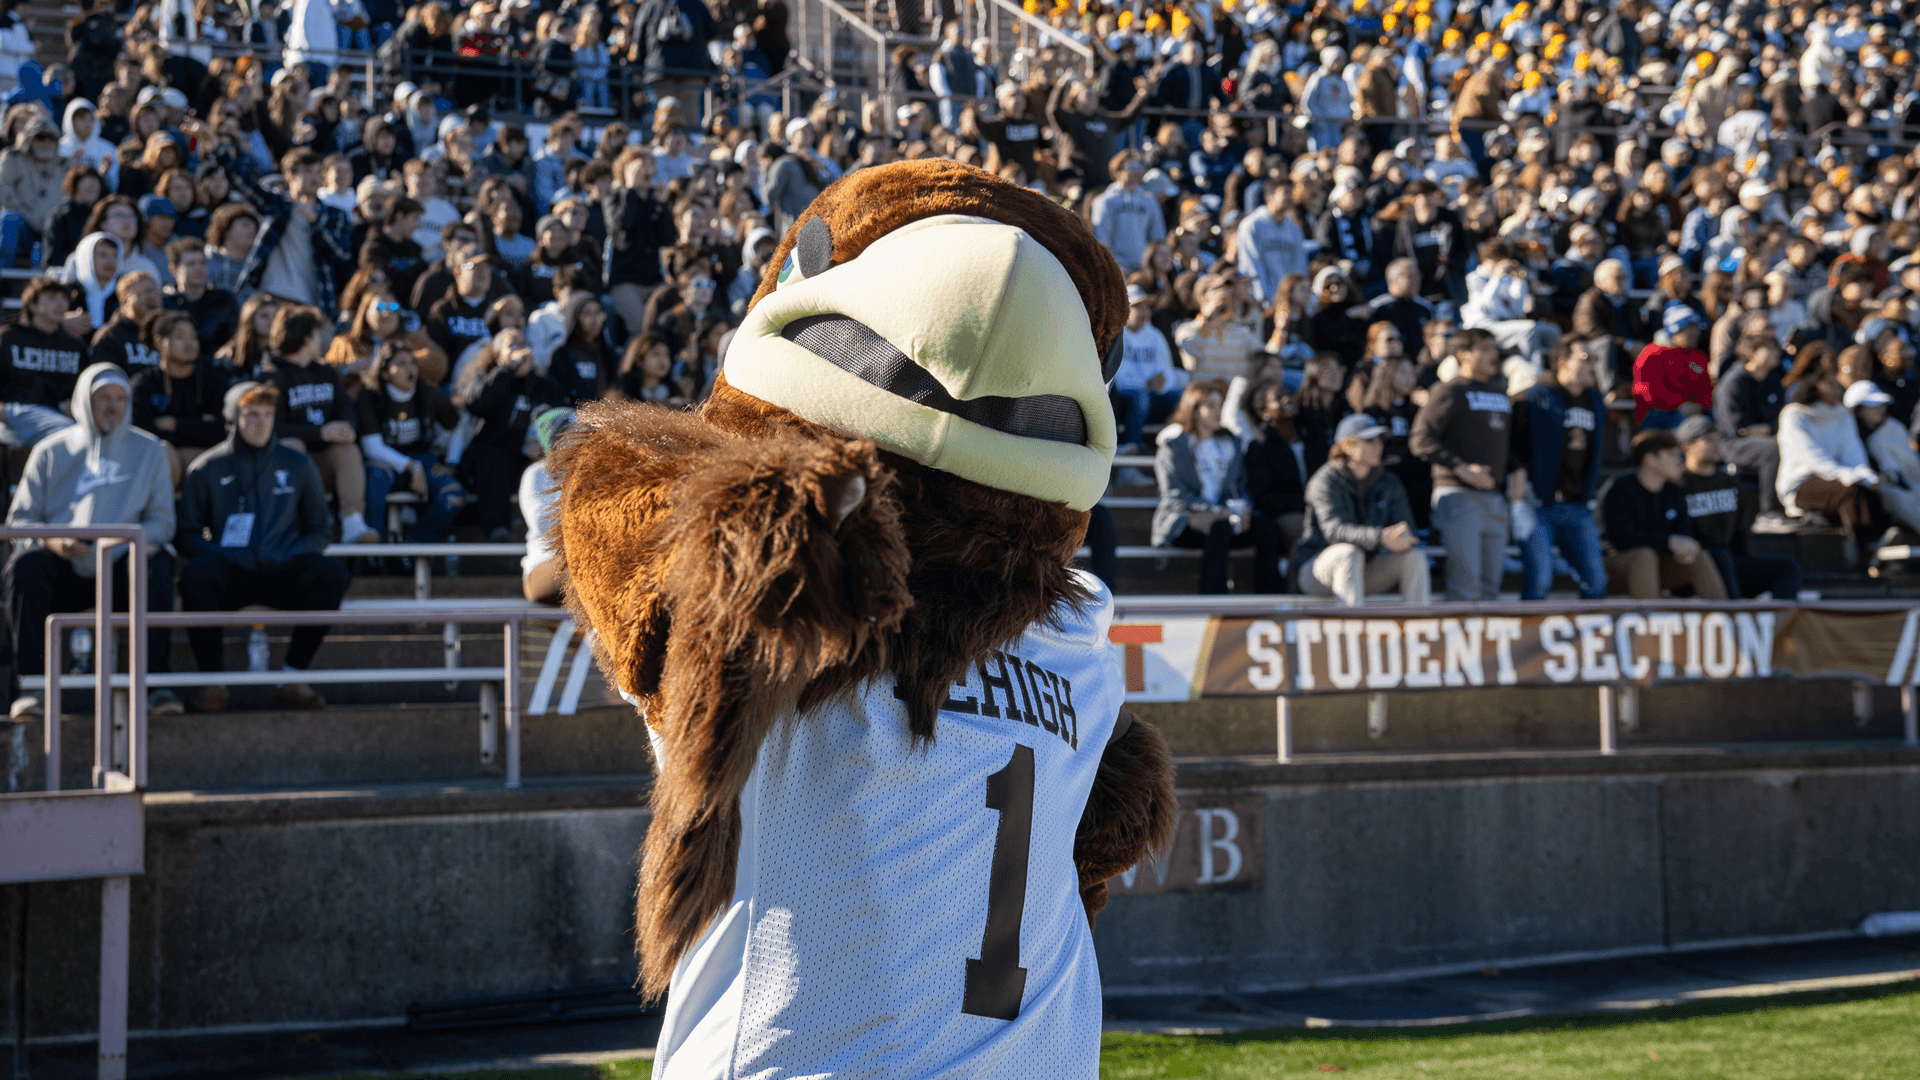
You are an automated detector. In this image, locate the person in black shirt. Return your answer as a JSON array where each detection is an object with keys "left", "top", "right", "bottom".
[
  {"left": 357, "top": 342, "right": 463, "bottom": 543},
  {"left": 359, "top": 196, "right": 431, "bottom": 306},
  {"left": 160, "top": 238, "right": 240, "bottom": 351},
  {"left": 963, "top": 83, "right": 1043, "bottom": 179},
  {"left": 1676, "top": 416, "right": 1803, "bottom": 600},
  {"left": 424, "top": 252, "right": 501, "bottom": 367},
  {"left": 1712, "top": 331, "right": 1788, "bottom": 518},
  {"left": 552, "top": 293, "right": 611, "bottom": 404},
  {"left": 88, "top": 271, "right": 164, "bottom": 374},
  {"left": 1512, "top": 343, "right": 1608, "bottom": 600},
  {"left": 259, "top": 306, "right": 380, "bottom": 544},
  {"left": 130, "top": 310, "right": 229, "bottom": 487},
  {"left": 456, "top": 327, "right": 564, "bottom": 541},
  {"left": 1242, "top": 379, "right": 1307, "bottom": 561},
  {"left": 516, "top": 214, "right": 588, "bottom": 310},
  {"left": 1598, "top": 429, "right": 1728, "bottom": 599},
  {"left": 0, "top": 277, "right": 88, "bottom": 447}
]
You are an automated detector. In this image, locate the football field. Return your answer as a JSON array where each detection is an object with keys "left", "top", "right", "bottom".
[{"left": 328, "top": 982, "right": 1920, "bottom": 1079}]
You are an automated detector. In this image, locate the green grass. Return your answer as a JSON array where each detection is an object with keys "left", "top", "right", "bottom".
[
  {"left": 324, "top": 984, "right": 1920, "bottom": 1079},
  {"left": 1100, "top": 983, "right": 1920, "bottom": 1078}
]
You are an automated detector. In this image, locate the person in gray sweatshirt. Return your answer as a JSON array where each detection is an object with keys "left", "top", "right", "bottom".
[{"left": 4, "top": 362, "right": 179, "bottom": 720}]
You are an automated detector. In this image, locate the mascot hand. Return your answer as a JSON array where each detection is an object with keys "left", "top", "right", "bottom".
[{"left": 1073, "top": 710, "right": 1177, "bottom": 925}]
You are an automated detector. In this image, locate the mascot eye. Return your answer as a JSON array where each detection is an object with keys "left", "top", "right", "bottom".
[{"left": 776, "top": 216, "right": 836, "bottom": 290}]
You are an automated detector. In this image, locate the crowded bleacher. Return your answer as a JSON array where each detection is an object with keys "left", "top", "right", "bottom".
[{"left": 0, "top": 0, "right": 1915, "bottom": 717}]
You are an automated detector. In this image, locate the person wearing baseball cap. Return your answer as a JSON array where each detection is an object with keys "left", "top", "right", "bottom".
[
  {"left": 1631, "top": 302, "right": 1713, "bottom": 428},
  {"left": 1293, "top": 412, "right": 1431, "bottom": 605},
  {"left": 1112, "top": 282, "right": 1187, "bottom": 455},
  {"left": 1845, "top": 379, "right": 1920, "bottom": 545},
  {"left": 1675, "top": 414, "right": 1803, "bottom": 600}
]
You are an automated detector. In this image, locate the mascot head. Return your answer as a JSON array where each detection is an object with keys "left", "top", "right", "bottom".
[{"left": 716, "top": 159, "right": 1128, "bottom": 511}]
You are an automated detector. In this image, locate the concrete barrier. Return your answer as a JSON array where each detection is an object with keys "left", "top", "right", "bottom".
[{"left": 8, "top": 746, "right": 1920, "bottom": 1039}]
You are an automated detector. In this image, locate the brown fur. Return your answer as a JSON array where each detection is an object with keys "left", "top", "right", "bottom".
[
  {"left": 551, "top": 160, "right": 1171, "bottom": 1000},
  {"left": 1073, "top": 713, "right": 1178, "bottom": 923}
]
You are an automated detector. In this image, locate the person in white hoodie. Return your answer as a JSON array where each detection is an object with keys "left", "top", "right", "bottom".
[
  {"left": 58, "top": 98, "right": 118, "bottom": 191},
  {"left": 1777, "top": 367, "right": 1893, "bottom": 561},
  {"left": 1845, "top": 380, "right": 1920, "bottom": 538},
  {"left": 0, "top": 1, "right": 35, "bottom": 93},
  {"left": 3, "top": 362, "right": 179, "bottom": 719},
  {"left": 284, "top": 0, "right": 339, "bottom": 81},
  {"left": 1461, "top": 237, "right": 1555, "bottom": 376}
]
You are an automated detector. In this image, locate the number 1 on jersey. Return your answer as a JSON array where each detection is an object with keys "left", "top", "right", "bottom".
[{"left": 963, "top": 743, "right": 1034, "bottom": 1021}]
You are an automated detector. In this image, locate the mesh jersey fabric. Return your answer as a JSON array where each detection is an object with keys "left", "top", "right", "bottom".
[{"left": 647, "top": 569, "right": 1124, "bottom": 1080}]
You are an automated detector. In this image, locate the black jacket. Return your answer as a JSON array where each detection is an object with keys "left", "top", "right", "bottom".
[
  {"left": 131, "top": 362, "right": 230, "bottom": 447},
  {"left": 602, "top": 186, "right": 677, "bottom": 289},
  {"left": 161, "top": 285, "right": 241, "bottom": 351},
  {"left": 1598, "top": 472, "right": 1695, "bottom": 555},
  {"left": 177, "top": 435, "right": 333, "bottom": 572},
  {"left": 1713, "top": 364, "right": 1786, "bottom": 438},
  {"left": 466, "top": 364, "right": 565, "bottom": 453},
  {"left": 0, "top": 322, "right": 88, "bottom": 407},
  {"left": 360, "top": 230, "right": 430, "bottom": 304},
  {"left": 1244, "top": 424, "right": 1307, "bottom": 519}
]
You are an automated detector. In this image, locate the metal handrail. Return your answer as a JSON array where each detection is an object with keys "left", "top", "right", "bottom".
[
  {"left": 0, "top": 525, "right": 150, "bottom": 795},
  {"left": 979, "top": 0, "right": 1094, "bottom": 72},
  {"left": 38, "top": 606, "right": 532, "bottom": 787}
]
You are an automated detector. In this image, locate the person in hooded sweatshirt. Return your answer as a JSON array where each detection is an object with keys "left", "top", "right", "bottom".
[
  {"left": 0, "top": 116, "right": 69, "bottom": 256},
  {"left": 87, "top": 268, "right": 162, "bottom": 373},
  {"left": 0, "top": 275, "right": 88, "bottom": 446},
  {"left": 58, "top": 98, "right": 119, "bottom": 193},
  {"left": 175, "top": 381, "right": 351, "bottom": 713},
  {"left": 59, "top": 230, "right": 122, "bottom": 334},
  {"left": 3, "top": 362, "right": 179, "bottom": 720},
  {"left": 728, "top": 225, "right": 775, "bottom": 321}
]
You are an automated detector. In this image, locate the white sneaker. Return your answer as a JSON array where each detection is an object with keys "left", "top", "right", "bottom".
[
  {"left": 341, "top": 512, "right": 380, "bottom": 544},
  {"left": 9, "top": 694, "right": 41, "bottom": 720},
  {"left": 148, "top": 689, "right": 185, "bottom": 717}
]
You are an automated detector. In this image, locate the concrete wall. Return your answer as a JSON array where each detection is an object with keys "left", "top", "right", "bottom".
[
  {"left": 2, "top": 782, "right": 650, "bottom": 1039},
  {"left": 7, "top": 749, "right": 1920, "bottom": 1037},
  {"left": 1094, "top": 750, "right": 1920, "bottom": 995}
]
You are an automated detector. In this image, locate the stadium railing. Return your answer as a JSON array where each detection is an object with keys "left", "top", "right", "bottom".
[{"left": 0, "top": 525, "right": 151, "bottom": 1080}]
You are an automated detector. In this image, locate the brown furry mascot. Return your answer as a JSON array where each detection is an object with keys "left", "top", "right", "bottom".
[{"left": 552, "top": 159, "right": 1177, "bottom": 1079}]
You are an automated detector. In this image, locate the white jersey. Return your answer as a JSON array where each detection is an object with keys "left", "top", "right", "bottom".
[{"left": 650, "top": 570, "right": 1124, "bottom": 1080}]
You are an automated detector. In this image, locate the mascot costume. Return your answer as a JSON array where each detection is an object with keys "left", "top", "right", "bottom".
[{"left": 552, "top": 159, "right": 1178, "bottom": 1079}]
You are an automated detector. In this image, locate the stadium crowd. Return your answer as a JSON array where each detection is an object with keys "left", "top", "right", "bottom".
[{"left": 0, "top": 0, "right": 1914, "bottom": 714}]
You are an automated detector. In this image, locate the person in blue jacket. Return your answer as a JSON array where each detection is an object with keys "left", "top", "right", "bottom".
[{"left": 1512, "top": 340, "right": 1608, "bottom": 600}]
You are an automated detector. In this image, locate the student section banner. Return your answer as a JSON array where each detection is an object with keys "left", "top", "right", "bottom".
[{"left": 1106, "top": 605, "right": 1920, "bottom": 701}]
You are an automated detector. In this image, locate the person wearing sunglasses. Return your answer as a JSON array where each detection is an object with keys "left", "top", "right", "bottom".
[{"left": 327, "top": 290, "right": 450, "bottom": 388}]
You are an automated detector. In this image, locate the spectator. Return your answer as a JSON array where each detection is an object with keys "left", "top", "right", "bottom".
[
  {"left": 359, "top": 341, "right": 462, "bottom": 543},
  {"left": 88, "top": 269, "right": 162, "bottom": 373},
  {"left": 1388, "top": 179, "right": 1465, "bottom": 306},
  {"left": 160, "top": 237, "right": 239, "bottom": 350},
  {"left": 1634, "top": 305, "right": 1714, "bottom": 429},
  {"left": 130, "top": 309, "right": 227, "bottom": 486},
  {"left": 1091, "top": 151, "right": 1163, "bottom": 274},
  {"left": 359, "top": 194, "right": 429, "bottom": 303},
  {"left": 0, "top": 276, "right": 87, "bottom": 447},
  {"left": 1778, "top": 362, "right": 1891, "bottom": 562},
  {"left": 4, "top": 362, "right": 177, "bottom": 720},
  {"left": 1365, "top": 259, "right": 1434, "bottom": 353},
  {"left": 1460, "top": 238, "right": 1554, "bottom": 372},
  {"left": 1573, "top": 258, "right": 1653, "bottom": 400},
  {"left": 627, "top": 0, "right": 717, "bottom": 123},
  {"left": 1299, "top": 47, "right": 1351, "bottom": 152},
  {"left": 1112, "top": 283, "right": 1186, "bottom": 454},
  {"left": 1712, "top": 331, "right": 1789, "bottom": 521},
  {"left": 1241, "top": 378, "right": 1307, "bottom": 551},
  {"left": 259, "top": 305, "right": 379, "bottom": 544},
  {"left": 0, "top": 117, "right": 68, "bottom": 255},
  {"left": 425, "top": 250, "right": 500, "bottom": 363},
  {"left": 1173, "top": 274, "right": 1263, "bottom": 386},
  {"left": 456, "top": 327, "right": 563, "bottom": 542},
  {"left": 551, "top": 292, "right": 612, "bottom": 405},
  {"left": 1294, "top": 412, "right": 1429, "bottom": 605},
  {"left": 1235, "top": 182, "right": 1308, "bottom": 305},
  {"left": 519, "top": 405, "right": 572, "bottom": 604},
  {"left": 603, "top": 148, "right": 674, "bottom": 337},
  {"left": 1851, "top": 382, "right": 1913, "bottom": 538},
  {"left": 190, "top": 117, "right": 355, "bottom": 314},
  {"left": 202, "top": 202, "right": 261, "bottom": 294},
  {"left": 1512, "top": 343, "right": 1607, "bottom": 601},
  {"left": 176, "top": 382, "right": 351, "bottom": 712},
  {"left": 1600, "top": 430, "right": 1728, "bottom": 600},
  {"left": 1150, "top": 380, "right": 1283, "bottom": 595},
  {"left": 43, "top": 165, "right": 103, "bottom": 270},
  {"left": 1676, "top": 415, "right": 1803, "bottom": 600},
  {"left": 1411, "top": 327, "right": 1522, "bottom": 602}
]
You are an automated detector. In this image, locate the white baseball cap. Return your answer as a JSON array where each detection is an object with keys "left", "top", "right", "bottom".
[
  {"left": 1335, "top": 414, "right": 1388, "bottom": 441},
  {"left": 1844, "top": 381, "right": 1894, "bottom": 409}
]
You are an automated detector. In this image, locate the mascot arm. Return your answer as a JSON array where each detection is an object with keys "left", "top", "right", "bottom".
[{"left": 1073, "top": 709, "right": 1177, "bottom": 925}]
